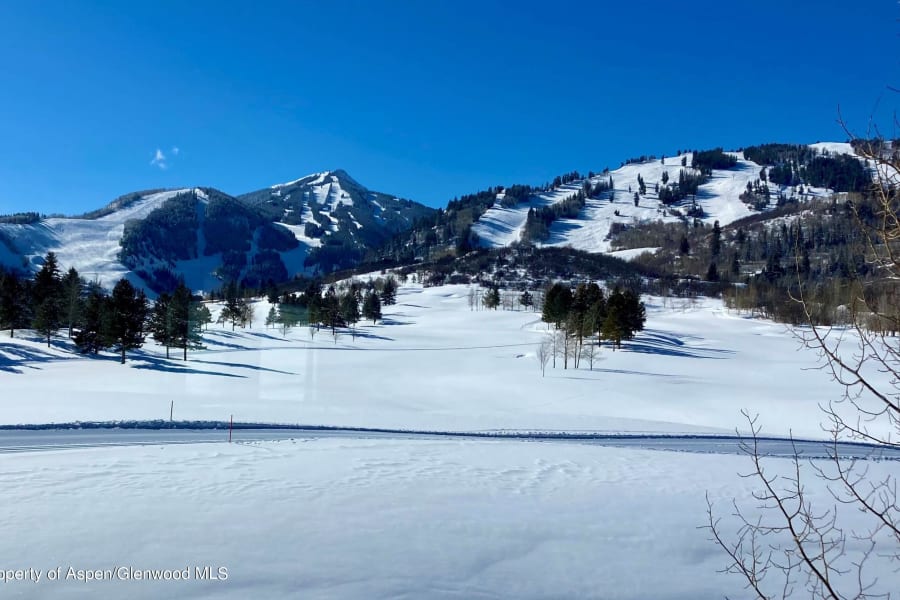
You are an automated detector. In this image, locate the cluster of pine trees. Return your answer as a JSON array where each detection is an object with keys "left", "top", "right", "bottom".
[
  {"left": 264, "top": 276, "right": 397, "bottom": 337},
  {"left": 521, "top": 191, "right": 587, "bottom": 243},
  {"left": 0, "top": 253, "right": 212, "bottom": 363},
  {"left": 743, "top": 143, "right": 871, "bottom": 192},
  {"left": 0, "top": 212, "right": 43, "bottom": 224},
  {"left": 691, "top": 148, "right": 738, "bottom": 174},
  {"left": 657, "top": 169, "right": 706, "bottom": 206},
  {"left": 541, "top": 282, "right": 646, "bottom": 370}
]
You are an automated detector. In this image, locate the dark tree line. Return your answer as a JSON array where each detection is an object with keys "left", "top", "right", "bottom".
[
  {"left": 743, "top": 143, "right": 871, "bottom": 192},
  {"left": 0, "top": 252, "right": 211, "bottom": 363},
  {"left": 542, "top": 282, "right": 646, "bottom": 365},
  {"left": 265, "top": 276, "right": 394, "bottom": 337},
  {"left": 521, "top": 191, "right": 587, "bottom": 243}
]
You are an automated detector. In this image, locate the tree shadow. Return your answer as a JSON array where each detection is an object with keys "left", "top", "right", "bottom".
[
  {"left": 202, "top": 339, "right": 256, "bottom": 351},
  {"left": 380, "top": 317, "right": 411, "bottom": 326},
  {"left": 130, "top": 356, "right": 246, "bottom": 378},
  {"left": 189, "top": 358, "right": 297, "bottom": 375},
  {"left": 345, "top": 330, "right": 394, "bottom": 342},
  {"left": 0, "top": 342, "right": 72, "bottom": 373},
  {"left": 545, "top": 219, "right": 584, "bottom": 244},
  {"left": 622, "top": 339, "right": 733, "bottom": 359},
  {"left": 248, "top": 332, "right": 286, "bottom": 342},
  {"left": 556, "top": 368, "right": 680, "bottom": 380}
]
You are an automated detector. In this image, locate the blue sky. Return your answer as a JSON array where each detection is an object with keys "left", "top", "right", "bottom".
[{"left": 0, "top": 0, "right": 897, "bottom": 214}]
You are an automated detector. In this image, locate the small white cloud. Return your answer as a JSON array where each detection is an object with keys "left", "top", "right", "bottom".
[
  {"left": 171, "top": 146, "right": 180, "bottom": 156},
  {"left": 150, "top": 148, "right": 167, "bottom": 170}
]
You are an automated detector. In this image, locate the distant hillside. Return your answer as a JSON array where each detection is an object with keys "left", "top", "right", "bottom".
[
  {"left": 378, "top": 142, "right": 868, "bottom": 263},
  {"left": 0, "top": 171, "right": 434, "bottom": 294}
]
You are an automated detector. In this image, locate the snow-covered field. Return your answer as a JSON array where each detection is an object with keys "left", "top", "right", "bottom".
[
  {"left": 0, "top": 284, "right": 871, "bottom": 438},
  {"left": 0, "top": 437, "right": 894, "bottom": 599},
  {"left": 2, "top": 282, "right": 897, "bottom": 599}
]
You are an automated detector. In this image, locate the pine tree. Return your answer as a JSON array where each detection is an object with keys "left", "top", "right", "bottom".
[
  {"left": 601, "top": 304, "right": 626, "bottom": 350},
  {"left": 0, "top": 271, "right": 26, "bottom": 338},
  {"left": 171, "top": 282, "right": 203, "bottom": 360},
  {"left": 149, "top": 292, "right": 175, "bottom": 358},
  {"left": 266, "top": 306, "right": 278, "bottom": 329},
  {"left": 542, "top": 282, "right": 573, "bottom": 328},
  {"left": 340, "top": 291, "right": 360, "bottom": 327},
  {"left": 519, "top": 290, "right": 534, "bottom": 310},
  {"left": 706, "top": 262, "right": 720, "bottom": 282},
  {"left": 31, "top": 252, "right": 63, "bottom": 344},
  {"left": 33, "top": 299, "right": 59, "bottom": 348},
  {"left": 219, "top": 281, "right": 242, "bottom": 330},
  {"left": 731, "top": 253, "right": 741, "bottom": 277},
  {"left": 323, "top": 286, "right": 343, "bottom": 334},
  {"left": 106, "top": 279, "right": 148, "bottom": 364},
  {"left": 74, "top": 285, "right": 109, "bottom": 355},
  {"left": 380, "top": 276, "right": 398, "bottom": 306},
  {"left": 362, "top": 290, "right": 382, "bottom": 324},
  {"left": 196, "top": 304, "right": 213, "bottom": 331},
  {"left": 60, "top": 267, "right": 84, "bottom": 338},
  {"left": 711, "top": 220, "right": 722, "bottom": 257},
  {"left": 481, "top": 287, "right": 500, "bottom": 310},
  {"left": 32, "top": 252, "right": 62, "bottom": 306}
]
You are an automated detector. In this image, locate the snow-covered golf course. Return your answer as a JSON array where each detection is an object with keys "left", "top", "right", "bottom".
[{"left": 1, "top": 283, "right": 897, "bottom": 598}]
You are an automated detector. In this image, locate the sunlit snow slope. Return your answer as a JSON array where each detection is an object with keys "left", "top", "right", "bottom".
[
  {"left": 0, "top": 190, "right": 193, "bottom": 285},
  {"left": 473, "top": 145, "right": 852, "bottom": 254}
]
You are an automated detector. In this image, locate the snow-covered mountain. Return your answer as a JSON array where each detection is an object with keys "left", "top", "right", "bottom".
[
  {"left": 472, "top": 143, "right": 858, "bottom": 254},
  {"left": 238, "top": 169, "right": 434, "bottom": 267},
  {"left": 0, "top": 143, "right": 867, "bottom": 291},
  {"left": 0, "top": 189, "right": 199, "bottom": 289},
  {"left": 0, "top": 171, "right": 434, "bottom": 293}
]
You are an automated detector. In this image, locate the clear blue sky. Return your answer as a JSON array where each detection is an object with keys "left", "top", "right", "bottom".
[{"left": 0, "top": 0, "right": 897, "bottom": 215}]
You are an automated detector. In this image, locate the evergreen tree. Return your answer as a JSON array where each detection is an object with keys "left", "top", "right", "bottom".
[
  {"left": 380, "top": 276, "right": 398, "bottom": 306},
  {"left": 0, "top": 271, "right": 26, "bottom": 338},
  {"left": 265, "top": 306, "right": 278, "bottom": 329},
  {"left": 483, "top": 287, "right": 500, "bottom": 310},
  {"left": 601, "top": 303, "right": 626, "bottom": 350},
  {"left": 219, "top": 281, "right": 242, "bottom": 330},
  {"left": 31, "top": 252, "right": 63, "bottom": 344},
  {"left": 731, "top": 254, "right": 741, "bottom": 277},
  {"left": 711, "top": 220, "right": 722, "bottom": 257},
  {"left": 60, "top": 267, "right": 85, "bottom": 339},
  {"left": 322, "top": 286, "right": 343, "bottom": 334},
  {"left": 277, "top": 303, "right": 306, "bottom": 336},
  {"left": 32, "top": 252, "right": 62, "bottom": 306},
  {"left": 33, "top": 299, "right": 59, "bottom": 348},
  {"left": 106, "top": 279, "right": 148, "bottom": 364},
  {"left": 362, "top": 290, "right": 382, "bottom": 324},
  {"left": 171, "top": 282, "right": 203, "bottom": 360},
  {"left": 542, "top": 282, "right": 573, "bottom": 328},
  {"left": 706, "top": 262, "right": 720, "bottom": 282},
  {"left": 149, "top": 292, "right": 175, "bottom": 358},
  {"left": 196, "top": 304, "right": 213, "bottom": 331},
  {"left": 519, "top": 290, "right": 534, "bottom": 310},
  {"left": 340, "top": 291, "right": 360, "bottom": 327},
  {"left": 621, "top": 289, "right": 647, "bottom": 338},
  {"left": 74, "top": 285, "right": 109, "bottom": 355}
]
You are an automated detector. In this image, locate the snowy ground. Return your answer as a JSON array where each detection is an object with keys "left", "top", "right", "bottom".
[
  {"left": 0, "top": 284, "right": 883, "bottom": 440},
  {"left": 3, "top": 282, "right": 897, "bottom": 598},
  {"left": 1, "top": 437, "right": 896, "bottom": 599}
]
